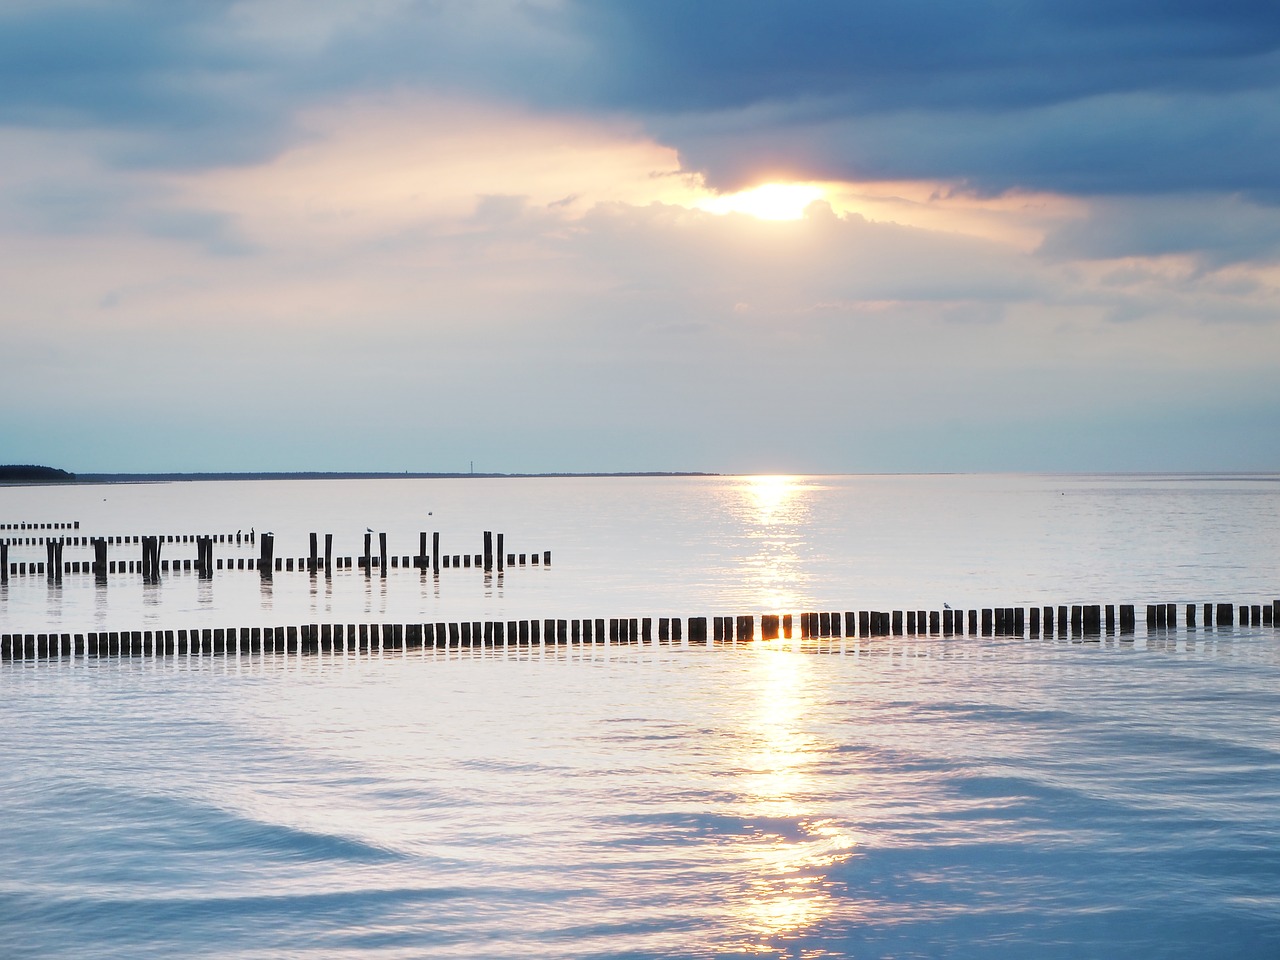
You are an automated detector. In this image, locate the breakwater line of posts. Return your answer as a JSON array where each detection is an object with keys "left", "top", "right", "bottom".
[
  {"left": 0, "top": 528, "right": 552, "bottom": 580},
  {"left": 3, "top": 602, "right": 1277, "bottom": 662}
]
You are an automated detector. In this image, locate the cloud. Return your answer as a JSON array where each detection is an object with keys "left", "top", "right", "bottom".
[
  {"left": 1, "top": 3, "right": 1278, "bottom": 470},
  {"left": 7, "top": 1, "right": 1278, "bottom": 200}
]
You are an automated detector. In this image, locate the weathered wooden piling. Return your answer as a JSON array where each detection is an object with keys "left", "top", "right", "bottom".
[
  {"left": 379, "top": 533, "right": 388, "bottom": 578},
  {"left": 484, "top": 531, "right": 493, "bottom": 572},
  {"left": 497, "top": 534, "right": 504, "bottom": 572},
  {"left": 259, "top": 533, "right": 274, "bottom": 578},
  {"left": 1216, "top": 603, "right": 1233, "bottom": 627},
  {"left": 688, "top": 617, "right": 707, "bottom": 644},
  {"left": 1119, "top": 604, "right": 1135, "bottom": 634},
  {"left": 45, "top": 540, "right": 64, "bottom": 582}
]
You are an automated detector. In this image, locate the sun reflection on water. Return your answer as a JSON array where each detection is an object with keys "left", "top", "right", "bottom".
[
  {"left": 725, "top": 476, "right": 816, "bottom": 616},
  {"left": 727, "top": 647, "right": 859, "bottom": 952}
]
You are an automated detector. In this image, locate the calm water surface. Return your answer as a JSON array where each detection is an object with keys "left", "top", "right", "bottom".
[
  {"left": 2, "top": 473, "right": 1278, "bottom": 629},
  {"left": 2, "top": 475, "right": 1278, "bottom": 958}
]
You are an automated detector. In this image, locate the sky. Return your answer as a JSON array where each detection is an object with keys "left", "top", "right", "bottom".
[{"left": 2, "top": 0, "right": 1279, "bottom": 474}]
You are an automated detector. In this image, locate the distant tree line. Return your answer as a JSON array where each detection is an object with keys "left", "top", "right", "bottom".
[{"left": 0, "top": 465, "right": 76, "bottom": 483}]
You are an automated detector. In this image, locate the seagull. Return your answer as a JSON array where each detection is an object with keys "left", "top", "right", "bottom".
[
  {"left": 366, "top": 527, "right": 374, "bottom": 533},
  {"left": 944, "top": 603, "right": 952, "bottom": 610}
]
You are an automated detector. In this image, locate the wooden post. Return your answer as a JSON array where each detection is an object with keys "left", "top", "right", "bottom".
[
  {"left": 1216, "top": 603, "right": 1233, "bottom": 627},
  {"left": 432, "top": 532, "right": 440, "bottom": 574},
  {"left": 1119, "top": 604, "right": 1134, "bottom": 634},
  {"left": 379, "top": 532, "right": 387, "bottom": 577},
  {"left": 761, "top": 615, "right": 779, "bottom": 640},
  {"left": 260, "top": 534, "right": 274, "bottom": 578},
  {"left": 1084, "top": 605, "right": 1099, "bottom": 635},
  {"left": 484, "top": 531, "right": 493, "bottom": 572}
]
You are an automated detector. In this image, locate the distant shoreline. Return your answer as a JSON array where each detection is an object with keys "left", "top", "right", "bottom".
[{"left": 69, "top": 471, "right": 721, "bottom": 483}]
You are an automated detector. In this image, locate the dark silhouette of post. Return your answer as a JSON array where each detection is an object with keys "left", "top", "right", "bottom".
[
  {"left": 259, "top": 533, "right": 274, "bottom": 579},
  {"left": 93, "top": 538, "right": 107, "bottom": 582},
  {"left": 325, "top": 534, "right": 333, "bottom": 575},
  {"left": 363, "top": 532, "right": 372, "bottom": 576},
  {"left": 379, "top": 532, "right": 388, "bottom": 578},
  {"left": 483, "top": 531, "right": 493, "bottom": 572},
  {"left": 432, "top": 532, "right": 440, "bottom": 574},
  {"left": 309, "top": 533, "right": 318, "bottom": 574}
]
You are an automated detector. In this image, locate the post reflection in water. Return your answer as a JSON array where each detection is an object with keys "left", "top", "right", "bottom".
[
  {"left": 726, "top": 476, "right": 815, "bottom": 614},
  {"left": 728, "top": 647, "right": 858, "bottom": 952},
  {"left": 45, "top": 580, "right": 64, "bottom": 624}
]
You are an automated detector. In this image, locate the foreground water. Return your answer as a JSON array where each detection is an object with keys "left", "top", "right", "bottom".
[{"left": 2, "top": 475, "right": 1279, "bottom": 957}]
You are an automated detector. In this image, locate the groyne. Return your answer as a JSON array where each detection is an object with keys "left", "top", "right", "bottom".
[
  {"left": 3, "top": 603, "right": 1277, "bottom": 662},
  {"left": 1, "top": 528, "right": 551, "bottom": 580}
]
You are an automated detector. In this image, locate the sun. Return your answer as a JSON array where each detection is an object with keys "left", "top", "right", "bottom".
[{"left": 697, "top": 182, "right": 826, "bottom": 221}]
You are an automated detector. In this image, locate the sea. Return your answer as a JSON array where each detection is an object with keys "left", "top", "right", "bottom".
[{"left": 1, "top": 473, "right": 1278, "bottom": 958}]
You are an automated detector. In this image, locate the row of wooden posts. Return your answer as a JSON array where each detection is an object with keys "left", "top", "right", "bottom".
[
  {"left": 2, "top": 531, "right": 247, "bottom": 547},
  {"left": 1, "top": 521, "right": 80, "bottom": 530},
  {"left": 0, "top": 532, "right": 550, "bottom": 583},
  {"left": 4, "top": 602, "right": 1278, "bottom": 662}
]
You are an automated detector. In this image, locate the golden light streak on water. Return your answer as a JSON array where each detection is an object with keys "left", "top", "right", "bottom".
[{"left": 726, "top": 647, "right": 859, "bottom": 952}]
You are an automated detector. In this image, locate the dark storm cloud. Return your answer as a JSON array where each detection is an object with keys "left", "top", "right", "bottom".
[
  {"left": 563, "top": 0, "right": 1280, "bottom": 195},
  {"left": 567, "top": 0, "right": 1280, "bottom": 114},
  {"left": 2, "top": 0, "right": 1278, "bottom": 197},
  {"left": 0, "top": 1, "right": 293, "bottom": 165}
]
